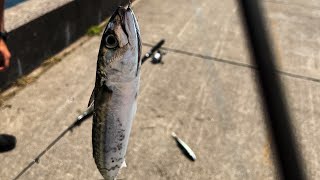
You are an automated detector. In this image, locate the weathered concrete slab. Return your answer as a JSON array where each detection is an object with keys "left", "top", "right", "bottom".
[
  {"left": 213, "top": 0, "right": 320, "bottom": 80},
  {"left": 0, "top": 0, "right": 320, "bottom": 179},
  {"left": 0, "top": 36, "right": 98, "bottom": 179},
  {"left": 263, "top": 1, "right": 320, "bottom": 79}
]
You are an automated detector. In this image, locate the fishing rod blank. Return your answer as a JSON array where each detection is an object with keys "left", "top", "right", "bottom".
[{"left": 237, "top": 1, "right": 306, "bottom": 180}]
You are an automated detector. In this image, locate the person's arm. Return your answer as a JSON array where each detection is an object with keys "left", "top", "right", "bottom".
[{"left": 0, "top": 0, "right": 11, "bottom": 72}]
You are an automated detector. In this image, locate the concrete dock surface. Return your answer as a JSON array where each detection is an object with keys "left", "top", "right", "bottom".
[{"left": 1, "top": 0, "right": 320, "bottom": 179}]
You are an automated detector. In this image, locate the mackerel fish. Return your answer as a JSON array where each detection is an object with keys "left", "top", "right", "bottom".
[{"left": 89, "top": 6, "right": 141, "bottom": 180}]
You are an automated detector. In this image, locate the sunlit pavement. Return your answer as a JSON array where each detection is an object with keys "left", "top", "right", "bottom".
[{"left": 1, "top": 0, "right": 320, "bottom": 179}]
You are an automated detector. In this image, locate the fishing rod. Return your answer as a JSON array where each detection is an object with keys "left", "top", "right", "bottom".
[
  {"left": 13, "top": 105, "right": 94, "bottom": 180},
  {"left": 238, "top": 1, "right": 306, "bottom": 180},
  {"left": 141, "top": 39, "right": 165, "bottom": 64}
]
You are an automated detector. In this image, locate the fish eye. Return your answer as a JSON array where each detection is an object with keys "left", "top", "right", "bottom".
[{"left": 105, "top": 34, "right": 118, "bottom": 49}]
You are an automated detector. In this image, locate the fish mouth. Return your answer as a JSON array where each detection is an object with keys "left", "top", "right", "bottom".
[
  {"left": 109, "top": 6, "right": 134, "bottom": 29},
  {"left": 126, "top": 7, "right": 141, "bottom": 60},
  {"left": 105, "top": 6, "right": 141, "bottom": 62},
  {"left": 114, "top": 6, "right": 141, "bottom": 61}
]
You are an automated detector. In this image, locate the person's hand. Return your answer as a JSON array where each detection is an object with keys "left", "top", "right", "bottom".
[{"left": 0, "top": 38, "right": 11, "bottom": 72}]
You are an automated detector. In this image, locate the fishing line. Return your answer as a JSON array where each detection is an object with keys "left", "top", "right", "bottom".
[
  {"left": 142, "top": 42, "right": 320, "bottom": 84},
  {"left": 13, "top": 40, "right": 315, "bottom": 179}
]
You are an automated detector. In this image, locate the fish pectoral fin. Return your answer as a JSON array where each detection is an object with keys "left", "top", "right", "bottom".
[
  {"left": 88, "top": 88, "right": 95, "bottom": 107},
  {"left": 120, "top": 160, "right": 127, "bottom": 169}
]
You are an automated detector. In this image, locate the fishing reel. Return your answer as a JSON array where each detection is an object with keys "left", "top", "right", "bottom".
[
  {"left": 151, "top": 50, "right": 166, "bottom": 64},
  {"left": 141, "top": 39, "right": 166, "bottom": 64}
]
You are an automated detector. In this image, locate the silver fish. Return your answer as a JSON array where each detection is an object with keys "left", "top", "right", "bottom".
[
  {"left": 89, "top": 6, "right": 141, "bottom": 180},
  {"left": 171, "top": 132, "right": 197, "bottom": 161}
]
